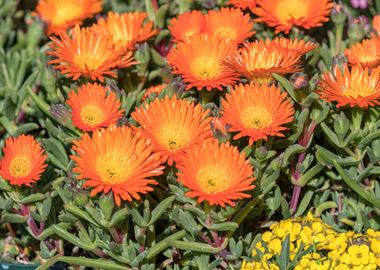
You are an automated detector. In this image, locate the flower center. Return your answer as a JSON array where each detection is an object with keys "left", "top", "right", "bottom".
[
  {"left": 158, "top": 126, "right": 190, "bottom": 151},
  {"left": 9, "top": 156, "right": 31, "bottom": 178},
  {"left": 275, "top": 0, "right": 308, "bottom": 23},
  {"left": 74, "top": 55, "right": 103, "bottom": 71},
  {"left": 241, "top": 107, "right": 272, "bottom": 129},
  {"left": 214, "top": 27, "right": 237, "bottom": 41},
  {"left": 343, "top": 86, "right": 376, "bottom": 98},
  {"left": 96, "top": 154, "right": 132, "bottom": 184},
  {"left": 250, "top": 74, "right": 275, "bottom": 84},
  {"left": 184, "top": 31, "right": 197, "bottom": 39},
  {"left": 197, "top": 166, "right": 230, "bottom": 194},
  {"left": 52, "top": 3, "right": 83, "bottom": 25},
  {"left": 190, "top": 57, "right": 221, "bottom": 79},
  {"left": 80, "top": 105, "right": 104, "bottom": 127}
]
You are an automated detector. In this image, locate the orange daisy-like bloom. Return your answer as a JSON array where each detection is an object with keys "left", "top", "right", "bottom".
[
  {"left": 0, "top": 135, "right": 47, "bottom": 186},
  {"left": 92, "top": 12, "right": 157, "bottom": 49},
  {"left": 229, "top": 0, "right": 259, "bottom": 12},
  {"left": 254, "top": 0, "right": 333, "bottom": 34},
  {"left": 344, "top": 38, "right": 380, "bottom": 68},
  {"left": 35, "top": 0, "right": 102, "bottom": 35},
  {"left": 71, "top": 126, "right": 164, "bottom": 206},
  {"left": 48, "top": 26, "right": 136, "bottom": 82},
  {"left": 167, "top": 34, "right": 239, "bottom": 90},
  {"left": 317, "top": 66, "right": 380, "bottom": 108},
  {"left": 204, "top": 8, "right": 255, "bottom": 44},
  {"left": 266, "top": 37, "right": 317, "bottom": 55},
  {"left": 169, "top": 10, "right": 205, "bottom": 42},
  {"left": 131, "top": 96, "right": 213, "bottom": 166},
  {"left": 221, "top": 83, "right": 295, "bottom": 145},
  {"left": 225, "top": 40, "right": 302, "bottom": 84},
  {"left": 176, "top": 140, "right": 255, "bottom": 207},
  {"left": 66, "top": 83, "right": 124, "bottom": 132},
  {"left": 142, "top": 84, "right": 167, "bottom": 101}
]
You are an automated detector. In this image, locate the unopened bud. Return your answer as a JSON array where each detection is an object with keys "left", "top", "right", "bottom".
[
  {"left": 290, "top": 72, "right": 308, "bottom": 90},
  {"left": 334, "top": 113, "right": 350, "bottom": 137},
  {"left": 49, "top": 104, "right": 70, "bottom": 124},
  {"left": 99, "top": 193, "right": 114, "bottom": 220},
  {"left": 331, "top": 3, "right": 347, "bottom": 25},
  {"left": 348, "top": 16, "right": 370, "bottom": 43}
]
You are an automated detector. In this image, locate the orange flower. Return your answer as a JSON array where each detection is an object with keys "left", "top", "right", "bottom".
[
  {"left": 373, "top": 15, "right": 380, "bottom": 35},
  {"left": 317, "top": 66, "right": 380, "bottom": 108},
  {"left": 254, "top": 0, "right": 333, "bottom": 34},
  {"left": 142, "top": 84, "right": 167, "bottom": 101},
  {"left": 48, "top": 26, "right": 136, "bottom": 82},
  {"left": 0, "top": 135, "right": 47, "bottom": 186},
  {"left": 204, "top": 8, "right": 255, "bottom": 44},
  {"left": 131, "top": 96, "right": 213, "bottom": 166},
  {"left": 344, "top": 37, "right": 380, "bottom": 68},
  {"left": 222, "top": 83, "right": 294, "bottom": 145},
  {"left": 225, "top": 40, "right": 302, "bottom": 84},
  {"left": 169, "top": 10, "right": 205, "bottom": 42},
  {"left": 167, "top": 34, "right": 239, "bottom": 90},
  {"left": 266, "top": 37, "right": 317, "bottom": 55},
  {"left": 71, "top": 126, "right": 164, "bottom": 206},
  {"left": 66, "top": 83, "right": 124, "bottom": 132},
  {"left": 176, "top": 140, "right": 255, "bottom": 207},
  {"left": 229, "top": 0, "right": 259, "bottom": 12},
  {"left": 35, "top": 0, "right": 102, "bottom": 35},
  {"left": 92, "top": 12, "right": 157, "bottom": 49}
]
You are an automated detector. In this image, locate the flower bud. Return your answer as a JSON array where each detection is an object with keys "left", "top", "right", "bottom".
[
  {"left": 49, "top": 104, "right": 70, "bottom": 124},
  {"left": 333, "top": 112, "right": 350, "bottom": 137},
  {"left": 348, "top": 16, "right": 370, "bottom": 43},
  {"left": 290, "top": 72, "right": 308, "bottom": 90},
  {"left": 331, "top": 3, "right": 347, "bottom": 25},
  {"left": 99, "top": 193, "right": 114, "bottom": 221}
]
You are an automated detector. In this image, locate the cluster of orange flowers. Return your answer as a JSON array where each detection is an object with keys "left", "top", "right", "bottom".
[{"left": 2, "top": 0, "right": 380, "bottom": 209}]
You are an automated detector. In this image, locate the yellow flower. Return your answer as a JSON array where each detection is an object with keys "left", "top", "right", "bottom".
[
  {"left": 348, "top": 245, "right": 370, "bottom": 266},
  {"left": 262, "top": 231, "right": 273, "bottom": 243},
  {"left": 268, "top": 238, "right": 282, "bottom": 254}
]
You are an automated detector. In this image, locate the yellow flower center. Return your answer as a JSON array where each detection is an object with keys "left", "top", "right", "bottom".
[
  {"left": 9, "top": 156, "right": 31, "bottom": 178},
  {"left": 158, "top": 126, "right": 190, "bottom": 151},
  {"left": 343, "top": 86, "right": 376, "bottom": 98},
  {"left": 80, "top": 105, "right": 104, "bottom": 127},
  {"left": 214, "top": 27, "right": 237, "bottom": 41},
  {"left": 52, "top": 3, "right": 83, "bottom": 26},
  {"left": 184, "top": 31, "right": 197, "bottom": 39},
  {"left": 74, "top": 55, "right": 103, "bottom": 71},
  {"left": 250, "top": 74, "right": 275, "bottom": 84},
  {"left": 190, "top": 57, "right": 221, "bottom": 79},
  {"left": 275, "top": 0, "right": 309, "bottom": 23},
  {"left": 197, "top": 166, "right": 229, "bottom": 194},
  {"left": 96, "top": 153, "right": 132, "bottom": 184},
  {"left": 241, "top": 107, "right": 272, "bottom": 129}
]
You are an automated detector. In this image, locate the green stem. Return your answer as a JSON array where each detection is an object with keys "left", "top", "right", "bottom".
[
  {"left": 37, "top": 256, "right": 130, "bottom": 270},
  {"left": 200, "top": 89, "right": 215, "bottom": 106},
  {"left": 335, "top": 22, "right": 344, "bottom": 55}
]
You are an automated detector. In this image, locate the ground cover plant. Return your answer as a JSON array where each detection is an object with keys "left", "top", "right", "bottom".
[{"left": 1, "top": 0, "right": 380, "bottom": 269}]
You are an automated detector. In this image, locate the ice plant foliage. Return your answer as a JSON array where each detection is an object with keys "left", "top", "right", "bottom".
[
  {"left": 176, "top": 140, "right": 255, "bottom": 207},
  {"left": 48, "top": 26, "right": 136, "bottom": 82},
  {"left": 344, "top": 37, "right": 380, "bottom": 68},
  {"left": 254, "top": 0, "right": 333, "bottom": 34},
  {"left": 92, "top": 12, "right": 157, "bottom": 49},
  {"left": 222, "top": 83, "right": 295, "bottom": 145},
  {"left": 318, "top": 66, "right": 380, "bottom": 108},
  {"left": 0, "top": 135, "right": 47, "bottom": 186},
  {"left": 168, "top": 34, "right": 239, "bottom": 90},
  {"left": 132, "top": 96, "right": 213, "bottom": 166},
  {"left": 225, "top": 40, "right": 302, "bottom": 83},
  {"left": 66, "top": 83, "right": 124, "bottom": 132},
  {"left": 71, "top": 126, "right": 164, "bottom": 206},
  {"left": 35, "top": 0, "right": 102, "bottom": 34}
]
